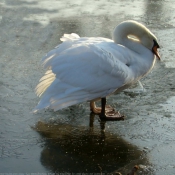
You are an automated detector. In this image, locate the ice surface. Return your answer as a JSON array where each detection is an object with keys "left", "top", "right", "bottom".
[{"left": 1, "top": 0, "right": 175, "bottom": 174}]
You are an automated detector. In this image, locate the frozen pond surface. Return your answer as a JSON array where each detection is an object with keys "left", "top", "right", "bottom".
[{"left": 0, "top": 0, "right": 175, "bottom": 174}]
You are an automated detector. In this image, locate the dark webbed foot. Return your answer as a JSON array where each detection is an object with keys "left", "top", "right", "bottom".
[{"left": 99, "top": 98, "right": 125, "bottom": 121}]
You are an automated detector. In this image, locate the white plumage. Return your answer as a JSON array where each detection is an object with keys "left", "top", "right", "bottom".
[{"left": 34, "top": 20, "right": 160, "bottom": 115}]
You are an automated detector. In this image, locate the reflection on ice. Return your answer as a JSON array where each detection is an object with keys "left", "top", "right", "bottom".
[{"left": 33, "top": 115, "right": 149, "bottom": 173}]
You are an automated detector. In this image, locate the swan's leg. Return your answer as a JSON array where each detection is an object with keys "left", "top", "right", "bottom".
[
  {"left": 99, "top": 98, "right": 124, "bottom": 121},
  {"left": 90, "top": 100, "right": 115, "bottom": 114}
]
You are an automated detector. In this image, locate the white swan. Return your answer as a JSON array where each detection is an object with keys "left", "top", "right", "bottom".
[{"left": 34, "top": 20, "right": 160, "bottom": 121}]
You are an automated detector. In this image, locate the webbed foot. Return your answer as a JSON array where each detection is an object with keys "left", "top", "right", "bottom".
[{"left": 99, "top": 111, "right": 125, "bottom": 121}]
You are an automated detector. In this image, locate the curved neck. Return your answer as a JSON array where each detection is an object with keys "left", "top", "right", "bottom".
[
  {"left": 112, "top": 21, "right": 156, "bottom": 77},
  {"left": 112, "top": 21, "right": 152, "bottom": 56}
]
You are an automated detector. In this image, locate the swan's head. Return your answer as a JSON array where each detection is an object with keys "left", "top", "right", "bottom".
[
  {"left": 113, "top": 20, "right": 160, "bottom": 59},
  {"left": 140, "top": 26, "right": 160, "bottom": 59}
]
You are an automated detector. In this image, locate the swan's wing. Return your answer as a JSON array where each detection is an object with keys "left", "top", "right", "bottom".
[
  {"left": 50, "top": 42, "right": 134, "bottom": 93},
  {"left": 35, "top": 37, "right": 135, "bottom": 112}
]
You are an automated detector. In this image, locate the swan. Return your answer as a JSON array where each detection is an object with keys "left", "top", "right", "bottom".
[{"left": 34, "top": 20, "right": 160, "bottom": 121}]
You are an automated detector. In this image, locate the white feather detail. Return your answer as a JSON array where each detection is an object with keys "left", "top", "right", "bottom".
[
  {"left": 35, "top": 69, "right": 56, "bottom": 97},
  {"left": 41, "top": 33, "right": 80, "bottom": 69},
  {"left": 60, "top": 33, "right": 80, "bottom": 41}
]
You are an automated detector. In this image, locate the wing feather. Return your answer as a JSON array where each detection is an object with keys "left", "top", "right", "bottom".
[
  {"left": 35, "top": 69, "right": 56, "bottom": 97},
  {"left": 35, "top": 36, "right": 135, "bottom": 112},
  {"left": 50, "top": 43, "right": 133, "bottom": 92}
]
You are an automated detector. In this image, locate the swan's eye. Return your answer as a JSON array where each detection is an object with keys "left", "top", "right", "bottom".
[{"left": 127, "top": 35, "right": 140, "bottom": 42}]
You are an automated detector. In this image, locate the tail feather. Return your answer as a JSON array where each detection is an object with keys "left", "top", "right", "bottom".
[
  {"left": 34, "top": 92, "right": 89, "bottom": 112},
  {"left": 50, "top": 92, "right": 90, "bottom": 110},
  {"left": 50, "top": 92, "right": 100, "bottom": 111},
  {"left": 34, "top": 77, "right": 96, "bottom": 112}
]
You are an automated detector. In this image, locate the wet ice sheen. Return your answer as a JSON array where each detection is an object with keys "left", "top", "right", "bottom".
[
  {"left": 33, "top": 120, "right": 146, "bottom": 173},
  {"left": 0, "top": 0, "right": 175, "bottom": 174},
  {"left": 161, "top": 96, "right": 175, "bottom": 117}
]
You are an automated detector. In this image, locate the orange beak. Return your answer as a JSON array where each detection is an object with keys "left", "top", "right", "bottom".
[{"left": 152, "top": 45, "right": 160, "bottom": 60}]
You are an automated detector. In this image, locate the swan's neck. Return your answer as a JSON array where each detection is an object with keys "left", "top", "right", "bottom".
[
  {"left": 112, "top": 21, "right": 152, "bottom": 56},
  {"left": 113, "top": 21, "right": 157, "bottom": 77}
]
